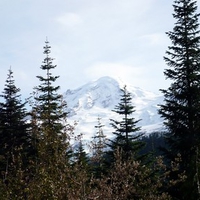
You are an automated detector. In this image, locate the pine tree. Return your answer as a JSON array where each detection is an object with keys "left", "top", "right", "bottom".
[
  {"left": 108, "top": 85, "right": 143, "bottom": 161},
  {"left": 73, "top": 134, "right": 89, "bottom": 168},
  {"left": 159, "top": 0, "right": 200, "bottom": 199},
  {"left": 28, "top": 40, "right": 72, "bottom": 198},
  {"left": 33, "top": 39, "right": 69, "bottom": 153},
  {"left": 91, "top": 116, "right": 107, "bottom": 178},
  {"left": 0, "top": 68, "right": 32, "bottom": 196}
]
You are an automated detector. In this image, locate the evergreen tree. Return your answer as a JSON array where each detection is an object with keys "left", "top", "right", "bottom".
[
  {"left": 159, "top": 0, "right": 200, "bottom": 199},
  {"left": 73, "top": 134, "right": 89, "bottom": 168},
  {"left": 28, "top": 40, "right": 72, "bottom": 198},
  {"left": 32, "top": 39, "right": 69, "bottom": 153},
  {"left": 91, "top": 116, "right": 107, "bottom": 178},
  {"left": 108, "top": 85, "right": 143, "bottom": 161},
  {"left": 0, "top": 68, "right": 32, "bottom": 194}
]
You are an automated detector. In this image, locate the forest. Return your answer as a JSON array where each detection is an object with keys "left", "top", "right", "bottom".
[{"left": 0, "top": 0, "right": 200, "bottom": 199}]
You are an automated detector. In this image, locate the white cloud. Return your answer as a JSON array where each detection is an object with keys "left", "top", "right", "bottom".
[
  {"left": 83, "top": 61, "right": 169, "bottom": 94},
  {"left": 85, "top": 62, "right": 143, "bottom": 85},
  {"left": 140, "top": 33, "right": 167, "bottom": 46},
  {"left": 56, "top": 13, "right": 82, "bottom": 27}
]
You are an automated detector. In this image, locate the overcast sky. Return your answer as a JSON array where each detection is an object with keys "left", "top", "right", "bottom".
[{"left": 0, "top": 0, "right": 200, "bottom": 98}]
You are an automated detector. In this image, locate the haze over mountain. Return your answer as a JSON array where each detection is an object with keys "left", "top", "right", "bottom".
[{"left": 64, "top": 76, "right": 164, "bottom": 141}]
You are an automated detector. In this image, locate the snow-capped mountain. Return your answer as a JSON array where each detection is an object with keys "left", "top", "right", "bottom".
[{"left": 64, "top": 76, "right": 164, "bottom": 141}]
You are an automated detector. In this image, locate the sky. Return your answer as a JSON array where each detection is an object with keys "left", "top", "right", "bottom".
[{"left": 0, "top": 0, "right": 200, "bottom": 99}]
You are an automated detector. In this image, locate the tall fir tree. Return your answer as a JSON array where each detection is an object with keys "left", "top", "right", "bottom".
[
  {"left": 159, "top": 0, "right": 200, "bottom": 199},
  {"left": 28, "top": 40, "right": 72, "bottom": 198},
  {"left": 108, "top": 85, "right": 143, "bottom": 161},
  {"left": 0, "top": 68, "right": 32, "bottom": 189},
  {"left": 32, "top": 39, "right": 69, "bottom": 150}
]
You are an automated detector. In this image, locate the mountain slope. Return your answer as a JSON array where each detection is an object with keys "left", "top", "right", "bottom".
[{"left": 64, "top": 76, "right": 164, "bottom": 141}]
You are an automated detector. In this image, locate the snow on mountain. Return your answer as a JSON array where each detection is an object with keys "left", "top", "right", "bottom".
[{"left": 63, "top": 76, "right": 164, "bottom": 142}]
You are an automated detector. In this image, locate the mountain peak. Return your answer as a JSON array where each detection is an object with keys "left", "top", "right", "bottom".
[
  {"left": 64, "top": 76, "right": 163, "bottom": 140},
  {"left": 64, "top": 76, "right": 122, "bottom": 111},
  {"left": 81, "top": 76, "right": 123, "bottom": 91}
]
